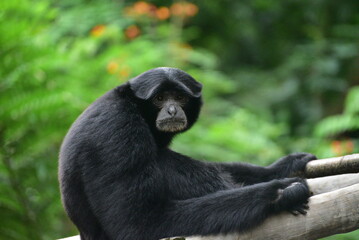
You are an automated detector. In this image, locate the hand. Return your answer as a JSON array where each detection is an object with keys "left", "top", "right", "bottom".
[
  {"left": 271, "top": 178, "right": 311, "bottom": 215},
  {"left": 271, "top": 152, "right": 317, "bottom": 178}
]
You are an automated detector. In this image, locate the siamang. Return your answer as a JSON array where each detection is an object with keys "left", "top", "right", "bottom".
[{"left": 59, "top": 67, "right": 316, "bottom": 240}]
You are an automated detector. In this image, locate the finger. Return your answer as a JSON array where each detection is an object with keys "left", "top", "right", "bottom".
[
  {"left": 290, "top": 210, "right": 300, "bottom": 216},
  {"left": 303, "top": 154, "right": 317, "bottom": 161},
  {"left": 297, "top": 208, "right": 307, "bottom": 215},
  {"left": 302, "top": 204, "right": 309, "bottom": 210}
]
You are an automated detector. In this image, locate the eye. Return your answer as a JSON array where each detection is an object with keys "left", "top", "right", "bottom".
[
  {"left": 156, "top": 95, "right": 164, "bottom": 101},
  {"left": 175, "top": 95, "right": 184, "bottom": 100}
]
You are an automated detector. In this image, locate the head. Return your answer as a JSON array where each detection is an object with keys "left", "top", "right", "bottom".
[{"left": 129, "top": 67, "right": 202, "bottom": 134}]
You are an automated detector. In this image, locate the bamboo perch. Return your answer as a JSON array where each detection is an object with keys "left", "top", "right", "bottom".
[
  {"left": 308, "top": 173, "right": 359, "bottom": 195},
  {"left": 305, "top": 153, "right": 359, "bottom": 178}
]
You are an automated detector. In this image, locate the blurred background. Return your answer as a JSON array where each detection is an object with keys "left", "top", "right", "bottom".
[{"left": 1, "top": 0, "right": 359, "bottom": 239}]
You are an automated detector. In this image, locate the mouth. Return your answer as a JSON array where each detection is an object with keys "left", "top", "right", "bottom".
[{"left": 156, "top": 119, "right": 187, "bottom": 132}]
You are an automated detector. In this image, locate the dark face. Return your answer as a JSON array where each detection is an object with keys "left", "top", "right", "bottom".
[{"left": 152, "top": 91, "right": 189, "bottom": 132}]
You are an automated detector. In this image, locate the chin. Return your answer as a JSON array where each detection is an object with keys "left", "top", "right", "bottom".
[{"left": 156, "top": 121, "right": 187, "bottom": 133}]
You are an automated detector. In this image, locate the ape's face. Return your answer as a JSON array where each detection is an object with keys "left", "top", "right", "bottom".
[
  {"left": 129, "top": 67, "right": 203, "bottom": 135},
  {"left": 152, "top": 91, "right": 189, "bottom": 132}
]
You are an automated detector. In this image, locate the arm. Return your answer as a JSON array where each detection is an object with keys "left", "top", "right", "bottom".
[
  {"left": 217, "top": 153, "right": 317, "bottom": 185},
  {"left": 82, "top": 146, "right": 310, "bottom": 240},
  {"left": 154, "top": 178, "right": 310, "bottom": 239},
  {"left": 218, "top": 162, "right": 274, "bottom": 185}
]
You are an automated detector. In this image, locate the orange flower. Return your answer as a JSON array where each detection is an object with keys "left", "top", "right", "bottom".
[
  {"left": 133, "top": 1, "right": 151, "bottom": 14},
  {"left": 345, "top": 140, "right": 354, "bottom": 153},
  {"left": 170, "top": 2, "right": 198, "bottom": 17},
  {"left": 156, "top": 7, "right": 170, "bottom": 20},
  {"left": 170, "top": 3, "right": 184, "bottom": 16},
  {"left": 119, "top": 67, "right": 131, "bottom": 78},
  {"left": 184, "top": 3, "right": 198, "bottom": 16},
  {"left": 90, "top": 25, "right": 106, "bottom": 37},
  {"left": 107, "top": 61, "right": 119, "bottom": 74},
  {"left": 125, "top": 25, "right": 141, "bottom": 40},
  {"left": 331, "top": 140, "right": 342, "bottom": 155},
  {"left": 125, "top": 1, "right": 157, "bottom": 17}
]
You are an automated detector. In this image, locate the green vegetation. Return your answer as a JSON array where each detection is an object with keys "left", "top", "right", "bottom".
[{"left": 0, "top": 0, "right": 358, "bottom": 239}]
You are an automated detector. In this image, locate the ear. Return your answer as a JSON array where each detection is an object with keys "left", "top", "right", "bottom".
[{"left": 129, "top": 68, "right": 202, "bottom": 100}]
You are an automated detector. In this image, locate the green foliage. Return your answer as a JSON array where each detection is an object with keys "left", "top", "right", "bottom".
[
  {"left": 315, "top": 87, "right": 359, "bottom": 138},
  {"left": 0, "top": 0, "right": 358, "bottom": 239},
  {"left": 173, "top": 109, "right": 286, "bottom": 165},
  {"left": 345, "top": 87, "right": 359, "bottom": 114},
  {"left": 0, "top": 1, "right": 240, "bottom": 239},
  {"left": 316, "top": 115, "right": 359, "bottom": 138}
]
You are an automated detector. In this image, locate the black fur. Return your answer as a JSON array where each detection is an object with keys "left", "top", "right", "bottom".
[{"left": 59, "top": 67, "right": 316, "bottom": 240}]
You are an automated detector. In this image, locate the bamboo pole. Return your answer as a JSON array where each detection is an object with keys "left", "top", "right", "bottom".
[{"left": 305, "top": 153, "right": 359, "bottom": 178}]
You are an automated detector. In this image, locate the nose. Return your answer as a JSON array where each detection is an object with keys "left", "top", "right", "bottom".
[{"left": 167, "top": 105, "right": 177, "bottom": 117}]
